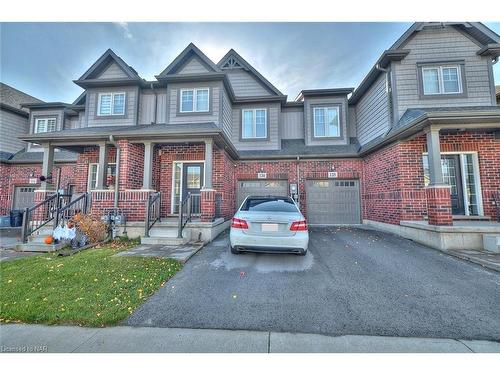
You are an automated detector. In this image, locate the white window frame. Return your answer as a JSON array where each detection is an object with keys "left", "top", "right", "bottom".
[
  {"left": 34, "top": 117, "right": 57, "bottom": 134},
  {"left": 422, "top": 65, "right": 462, "bottom": 95},
  {"left": 170, "top": 161, "right": 205, "bottom": 214},
  {"left": 313, "top": 106, "right": 340, "bottom": 138},
  {"left": 241, "top": 108, "right": 267, "bottom": 139},
  {"left": 422, "top": 151, "right": 483, "bottom": 216},
  {"left": 87, "top": 162, "right": 117, "bottom": 191},
  {"left": 179, "top": 88, "right": 210, "bottom": 113},
  {"left": 97, "top": 92, "right": 126, "bottom": 116}
]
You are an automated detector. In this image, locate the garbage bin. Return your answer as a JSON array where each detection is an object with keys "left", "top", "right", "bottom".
[{"left": 10, "top": 209, "right": 24, "bottom": 227}]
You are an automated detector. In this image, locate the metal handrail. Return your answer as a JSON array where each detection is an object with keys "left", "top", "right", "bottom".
[
  {"left": 53, "top": 193, "right": 91, "bottom": 230},
  {"left": 21, "top": 192, "right": 72, "bottom": 243},
  {"left": 177, "top": 193, "right": 193, "bottom": 238},
  {"left": 144, "top": 192, "right": 161, "bottom": 237}
]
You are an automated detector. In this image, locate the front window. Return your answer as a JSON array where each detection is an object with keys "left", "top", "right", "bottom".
[
  {"left": 98, "top": 93, "right": 126, "bottom": 116},
  {"left": 180, "top": 88, "right": 209, "bottom": 113},
  {"left": 242, "top": 109, "right": 267, "bottom": 139},
  {"left": 88, "top": 163, "right": 116, "bottom": 190},
  {"left": 313, "top": 107, "right": 340, "bottom": 137},
  {"left": 34, "top": 118, "right": 57, "bottom": 133},
  {"left": 422, "top": 65, "right": 462, "bottom": 95}
]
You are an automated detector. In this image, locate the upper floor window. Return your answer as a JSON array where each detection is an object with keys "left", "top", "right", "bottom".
[
  {"left": 242, "top": 109, "right": 267, "bottom": 139},
  {"left": 35, "top": 118, "right": 57, "bottom": 133},
  {"left": 313, "top": 107, "right": 340, "bottom": 138},
  {"left": 98, "top": 92, "right": 126, "bottom": 116},
  {"left": 422, "top": 65, "right": 462, "bottom": 95},
  {"left": 180, "top": 88, "right": 209, "bottom": 113}
]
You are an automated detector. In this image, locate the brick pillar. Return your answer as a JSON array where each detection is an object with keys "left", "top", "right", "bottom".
[
  {"left": 426, "top": 186, "right": 453, "bottom": 226},
  {"left": 117, "top": 140, "right": 144, "bottom": 190},
  {"left": 201, "top": 189, "right": 216, "bottom": 222}
]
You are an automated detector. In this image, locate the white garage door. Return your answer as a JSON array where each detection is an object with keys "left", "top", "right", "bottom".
[
  {"left": 306, "top": 180, "right": 360, "bottom": 224},
  {"left": 236, "top": 180, "right": 288, "bottom": 208}
]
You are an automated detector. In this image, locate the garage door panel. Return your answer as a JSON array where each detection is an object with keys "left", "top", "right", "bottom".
[
  {"left": 13, "top": 186, "right": 37, "bottom": 210},
  {"left": 306, "top": 180, "right": 360, "bottom": 224},
  {"left": 237, "top": 180, "right": 288, "bottom": 207}
]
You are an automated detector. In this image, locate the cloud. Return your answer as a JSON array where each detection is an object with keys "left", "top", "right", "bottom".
[{"left": 115, "top": 22, "right": 133, "bottom": 40}]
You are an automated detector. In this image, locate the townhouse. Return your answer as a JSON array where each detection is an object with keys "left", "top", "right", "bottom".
[{"left": 2, "top": 22, "right": 499, "bottom": 248}]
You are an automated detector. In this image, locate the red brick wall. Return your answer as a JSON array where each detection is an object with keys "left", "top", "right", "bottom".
[
  {"left": 362, "top": 130, "right": 500, "bottom": 224},
  {"left": 213, "top": 148, "right": 236, "bottom": 220},
  {"left": 118, "top": 141, "right": 144, "bottom": 190},
  {"left": 0, "top": 162, "right": 77, "bottom": 215}
]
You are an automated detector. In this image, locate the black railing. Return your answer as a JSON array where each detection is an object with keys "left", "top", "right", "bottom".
[
  {"left": 144, "top": 192, "right": 161, "bottom": 237},
  {"left": 21, "top": 193, "right": 72, "bottom": 243},
  {"left": 178, "top": 193, "right": 194, "bottom": 238},
  {"left": 53, "top": 193, "right": 91, "bottom": 230}
]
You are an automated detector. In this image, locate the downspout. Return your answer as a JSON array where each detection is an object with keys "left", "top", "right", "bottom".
[
  {"left": 376, "top": 64, "right": 393, "bottom": 128},
  {"left": 108, "top": 135, "right": 120, "bottom": 209},
  {"left": 296, "top": 156, "right": 300, "bottom": 205}
]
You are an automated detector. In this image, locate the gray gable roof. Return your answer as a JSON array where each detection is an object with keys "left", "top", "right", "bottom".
[
  {"left": 0, "top": 82, "right": 43, "bottom": 114},
  {"left": 217, "top": 49, "right": 283, "bottom": 96},
  {"left": 349, "top": 22, "right": 500, "bottom": 105},
  {"left": 4, "top": 148, "right": 78, "bottom": 164},
  {"left": 74, "top": 49, "right": 143, "bottom": 89},
  {"left": 156, "top": 43, "right": 221, "bottom": 78}
]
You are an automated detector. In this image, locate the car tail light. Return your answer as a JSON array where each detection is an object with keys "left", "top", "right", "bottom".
[
  {"left": 231, "top": 218, "right": 248, "bottom": 229},
  {"left": 290, "top": 220, "right": 308, "bottom": 231}
]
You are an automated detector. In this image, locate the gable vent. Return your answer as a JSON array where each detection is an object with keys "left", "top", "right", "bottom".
[{"left": 221, "top": 56, "right": 242, "bottom": 69}]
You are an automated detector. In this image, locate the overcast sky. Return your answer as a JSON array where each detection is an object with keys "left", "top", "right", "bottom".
[{"left": 1, "top": 22, "right": 499, "bottom": 103}]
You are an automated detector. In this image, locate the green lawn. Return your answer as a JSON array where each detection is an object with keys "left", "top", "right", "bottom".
[{"left": 0, "top": 239, "right": 182, "bottom": 327}]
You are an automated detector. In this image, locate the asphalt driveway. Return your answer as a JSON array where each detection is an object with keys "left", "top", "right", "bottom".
[{"left": 127, "top": 227, "right": 500, "bottom": 341}]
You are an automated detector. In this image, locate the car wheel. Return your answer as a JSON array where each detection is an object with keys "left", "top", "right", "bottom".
[
  {"left": 298, "top": 249, "right": 307, "bottom": 256},
  {"left": 230, "top": 245, "right": 240, "bottom": 254}
]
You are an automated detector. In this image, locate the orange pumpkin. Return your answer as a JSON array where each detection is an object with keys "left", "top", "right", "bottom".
[{"left": 44, "top": 236, "right": 54, "bottom": 245}]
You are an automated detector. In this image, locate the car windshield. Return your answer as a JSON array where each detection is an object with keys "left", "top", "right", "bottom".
[{"left": 240, "top": 197, "right": 299, "bottom": 213}]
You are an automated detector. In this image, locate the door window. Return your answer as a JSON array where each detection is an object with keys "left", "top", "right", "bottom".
[{"left": 186, "top": 166, "right": 201, "bottom": 189}]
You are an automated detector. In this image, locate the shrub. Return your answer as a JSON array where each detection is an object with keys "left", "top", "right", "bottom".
[{"left": 74, "top": 214, "right": 109, "bottom": 244}]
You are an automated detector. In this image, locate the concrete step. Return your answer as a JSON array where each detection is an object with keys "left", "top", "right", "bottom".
[
  {"left": 141, "top": 236, "right": 190, "bottom": 246},
  {"left": 483, "top": 235, "right": 500, "bottom": 253},
  {"left": 16, "top": 240, "right": 69, "bottom": 253},
  {"left": 148, "top": 227, "right": 191, "bottom": 239}
]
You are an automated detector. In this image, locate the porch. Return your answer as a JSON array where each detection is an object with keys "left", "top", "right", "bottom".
[{"left": 27, "top": 126, "right": 237, "bottom": 244}]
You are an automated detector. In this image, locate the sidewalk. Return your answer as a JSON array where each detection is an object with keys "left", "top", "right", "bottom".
[{"left": 1, "top": 324, "right": 499, "bottom": 353}]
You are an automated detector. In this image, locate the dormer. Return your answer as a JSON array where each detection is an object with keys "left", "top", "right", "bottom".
[
  {"left": 217, "top": 49, "right": 284, "bottom": 99},
  {"left": 73, "top": 49, "right": 143, "bottom": 127}
]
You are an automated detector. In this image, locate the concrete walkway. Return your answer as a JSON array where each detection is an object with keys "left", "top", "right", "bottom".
[
  {"left": 1, "top": 324, "right": 499, "bottom": 353},
  {"left": 114, "top": 242, "right": 204, "bottom": 263}
]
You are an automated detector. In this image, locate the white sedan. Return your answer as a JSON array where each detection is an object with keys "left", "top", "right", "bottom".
[{"left": 229, "top": 196, "right": 309, "bottom": 255}]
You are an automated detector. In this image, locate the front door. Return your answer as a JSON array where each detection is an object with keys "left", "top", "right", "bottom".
[
  {"left": 441, "top": 155, "right": 464, "bottom": 215},
  {"left": 182, "top": 163, "right": 203, "bottom": 214}
]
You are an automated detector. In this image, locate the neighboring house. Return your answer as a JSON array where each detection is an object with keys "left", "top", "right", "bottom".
[
  {"left": 8, "top": 22, "right": 500, "bottom": 243},
  {"left": 0, "top": 83, "right": 78, "bottom": 215},
  {"left": 496, "top": 85, "right": 500, "bottom": 104}
]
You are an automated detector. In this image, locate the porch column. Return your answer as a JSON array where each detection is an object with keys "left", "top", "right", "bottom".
[
  {"left": 96, "top": 142, "right": 109, "bottom": 190},
  {"left": 425, "top": 127, "right": 453, "bottom": 226},
  {"left": 40, "top": 143, "right": 55, "bottom": 191},
  {"left": 200, "top": 139, "right": 215, "bottom": 222},
  {"left": 142, "top": 141, "right": 155, "bottom": 190},
  {"left": 203, "top": 139, "right": 213, "bottom": 189}
]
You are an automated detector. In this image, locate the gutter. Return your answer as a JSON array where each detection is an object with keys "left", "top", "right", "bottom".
[{"left": 108, "top": 135, "right": 120, "bottom": 209}]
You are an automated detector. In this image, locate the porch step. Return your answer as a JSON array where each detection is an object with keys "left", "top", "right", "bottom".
[
  {"left": 141, "top": 236, "right": 190, "bottom": 246},
  {"left": 483, "top": 235, "right": 500, "bottom": 253},
  {"left": 140, "top": 227, "right": 191, "bottom": 246},
  {"left": 16, "top": 240, "right": 69, "bottom": 253}
]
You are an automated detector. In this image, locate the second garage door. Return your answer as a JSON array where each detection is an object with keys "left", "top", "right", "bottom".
[
  {"left": 306, "top": 179, "right": 360, "bottom": 224},
  {"left": 236, "top": 180, "right": 288, "bottom": 208}
]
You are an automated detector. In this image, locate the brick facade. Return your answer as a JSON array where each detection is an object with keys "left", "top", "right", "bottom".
[
  {"left": 0, "top": 162, "right": 77, "bottom": 216},
  {"left": 362, "top": 130, "right": 500, "bottom": 225},
  {"left": 2, "top": 130, "right": 497, "bottom": 226}
]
